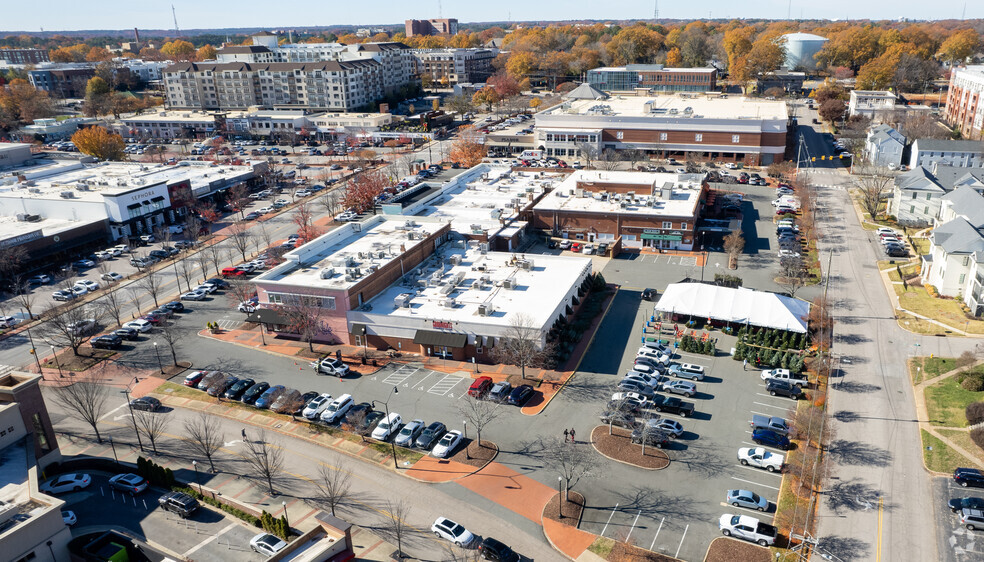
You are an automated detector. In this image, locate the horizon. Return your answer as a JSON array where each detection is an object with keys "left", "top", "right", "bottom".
[{"left": 1, "top": 0, "right": 982, "bottom": 34}]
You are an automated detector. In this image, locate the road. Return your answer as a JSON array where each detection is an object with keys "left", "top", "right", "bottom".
[{"left": 799, "top": 121, "right": 982, "bottom": 562}]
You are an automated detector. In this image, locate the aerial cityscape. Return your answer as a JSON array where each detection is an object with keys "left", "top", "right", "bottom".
[{"left": 2, "top": 5, "right": 984, "bottom": 562}]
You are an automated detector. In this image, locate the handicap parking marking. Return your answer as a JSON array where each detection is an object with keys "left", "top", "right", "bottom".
[
  {"left": 382, "top": 366, "right": 420, "bottom": 386},
  {"left": 428, "top": 373, "right": 468, "bottom": 396},
  {"left": 730, "top": 475, "right": 781, "bottom": 491},
  {"left": 410, "top": 371, "right": 437, "bottom": 391},
  {"left": 678, "top": 256, "right": 697, "bottom": 267}
]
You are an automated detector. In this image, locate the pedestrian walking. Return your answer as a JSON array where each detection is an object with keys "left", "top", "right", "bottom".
[
  {"left": 563, "top": 428, "right": 570, "bottom": 442},
  {"left": 569, "top": 428, "right": 576, "bottom": 443},
  {"left": 241, "top": 428, "right": 248, "bottom": 443},
  {"left": 743, "top": 358, "right": 748, "bottom": 371}
]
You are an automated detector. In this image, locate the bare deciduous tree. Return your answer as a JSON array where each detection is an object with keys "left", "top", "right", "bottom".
[
  {"left": 177, "top": 259, "right": 197, "bottom": 293},
  {"left": 600, "top": 148, "right": 621, "bottom": 171},
  {"left": 134, "top": 409, "right": 169, "bottom": 454},
  {"left": 723, "top": 231, "right": 745, "bottom": 269},
  {"left": 227, "top": 278, "right": 256, "bottom": 311},
  {"left": 11, "top": 276, "right": 37, "bottom": 320},
  {"left": 455, "top": 397, "right": 503, "bottom": 449},
  {"left": 127, "top": 286, "right": 144, "bottom": 318},
  {"left": 205, "top": 243, "right": 228, "bottom": 279},
  {"left": 854, "top": 163, "right": 893, "bottom": 219},
  {"left": 98, "top": 288, "right": 126, "bottom": 328},
  {"left": 384, "top": 499, "right": 412, "bottom": 559},
  {"left": 242, "top": 430, "right": 285, "bottom": 494},
  {"left": 280, "top": 297, "right": 333, "bottom": 351},
  {"left": 138, "top": 271, "right": 164, "bottom": 308},
  {"left": 194, "top": 245, "right": 212, "bottom": 283},
  {"left": 319, "top": 189, "right": 343, "bottom": 218},
  {"left": 777, "top": 255, "right": 809, "bottom": 298},
  {"left": 50, "top": 372, "right": 110, "bottom": 442},
  {"left": 491, "top": 313, "right": 552, "bottom": 379},
  {"left": 39, "top": 304, "right": 101, "bottom": 356},
  {"left": 158, "top": 320, "right": 183, "bottom": 365},
  {"left": 228, "top": 222, "right": 253, "bottom": 262},
  {"left": 182, "top": 411, "right": 224, "bottom": 472},
  {"left": 574, "top": 142, "right": 598, "bottom": 169},
  {"left": 315, "top": 457, "right": 353, "bottom": 516},
  {"left": 542, "top": 437, "right": 597, "bottom": 501}
]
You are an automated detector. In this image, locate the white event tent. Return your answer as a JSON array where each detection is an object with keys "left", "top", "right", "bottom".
[{"left": 654, "top": 283, "right": 811, "bottom": 333}]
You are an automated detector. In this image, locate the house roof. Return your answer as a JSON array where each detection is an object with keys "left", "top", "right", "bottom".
[
  {"left": 914, "top": 138, "right": 984, "bottom": 154},
  {"left": 942, "top": 186, "right": 984, "bottom": 227},
  {"left": 932, "top": 165, "right": 984, "bottom": 191},
  {"left": 216, "top": 45, "right": 272, "bottom": 55},
  {"left": 563, "top": 82, "right": 609, "bottom": 101},
  {"left": 894, "top": 166, "right": 945, "bottom": 192},
  {"left": 930, "top": 217, "right": 984, "bottom": 255},
  {"left": 869, "top": 124, "right": 905, "bottom": 145}
]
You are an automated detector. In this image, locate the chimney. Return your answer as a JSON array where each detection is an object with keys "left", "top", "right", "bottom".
[{"left": 134, "top": 28, "right": 140, "bottom": 44}]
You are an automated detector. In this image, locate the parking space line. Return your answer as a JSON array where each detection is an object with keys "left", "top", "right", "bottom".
[
  {"left": 675, "top": 524, "right": 689, "bottom": 558},
  {"left": 428, "top": 373, "right": 467, "bottom": 396},
  {"left": 651, "top": 517, "right": 664, "bottom": 549},
  {"left": 734, "top": 466, "right": 783, "bottom": 480},
  {"left": 625, "top": 510, "right": 641, "bottom": 542},
  {"left": 182, "top": 522, "right": 236, "bottom": 557},
  {"left": 600, "top": 503, "right": 619, "bottom": 537},
  {"left": 752, "top": 401, "right": 790, "bottom": 411},
  {"left": 730, "top": 476, "right": 781, "bottom": 491},
  {"left": 719, "top": 501, "right": 776, "bottom": 520},
  {"left": 750, "top": 410, "right": 777, "bottom": 417},
  {"left": 409, "top": 371, "right": 436, "bottom": 390},
  {"left": 741, "top": 441, "right": 786, "bottom": 453}
]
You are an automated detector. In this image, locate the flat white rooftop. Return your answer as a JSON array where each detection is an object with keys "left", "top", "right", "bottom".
[
  {"left": 541, "top": 94, "right": 788, "bottom": 121},
  {"left": 122, "top": 110, "right": 216, "bottom": 123},
  {"left": 0, "top": 160, "right": 256, "bottom": 202},
  {"left": 533, "top": 170, "right": 704, "bottom": 218},
  {"left": 0, "top": 215, "right": 98, "bottom": 239},
  {"left": 364, "top": 246, "right": 592, "bottom": 329},
  {"left": 411, "top": 167, "right": 559, "bottom": 234},
  {"left": 257, "top": 217, "right": 447, "bottom": 291}
]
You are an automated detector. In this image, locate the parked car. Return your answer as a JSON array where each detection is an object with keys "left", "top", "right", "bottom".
[
  {"left": 651, "top": 395, "right": 695, "bottom": 417},
  {"left": 158, "top": 491, "right": 200, "bottom": 518},
  {"left": 630, "top": 422, "right": 670, "bottom": 448},
  {"left": 431, "top": 516, "right": 475, "bottom": 547},
  {"left": 100, "top": 272, "right": 124, "bottom": 282},
  {"left": 950, "top": 497, "right": 984, "bottom": 513},
  {"left": 507, "top": 384, "right": 534, "bottom": 406},
  {"left": 616, "top": 379, "right": 657, "bottom": 399},
  {"left": 751, "top": 428, "right": 791, "bottom": 450},
  {"left": 415, "top": 421, "right": 447, "bottom": 449},
  {"left": 955, "top": 468, "right": 984, "bottom": 488},
  {"left": 51, "top": 290, "right": 77, "bottom": 301},
  {"left": 599, "top": 410, "right": 636, "bottom": 429},
  {"left": 343, "top": 402, "right": 373, "bottom": 426},
  {"left": 91, "top": 334, "right": 123, "bottom": 350},
  {"left": 395, "top": 419, "right": 425, "bottom": 447},
  {"left": 271, "top": 389, "right": 303, "bottom": 413},
  {"left": 40, "top": 473, "right": 92, "bottom": 495},
  {"left": 611, "top": 392, "right": 651, "bottom": 410},
  {"left": 960, "top": 508, "right": 984, "bottom": 530},
  {"left": 478, "top": 537, "right": 519, "bottom": 562},
  {"left": 302, "top": 393, "right": 333, "bottom": 419},
  {"left": 123, "top": 319, "right": 152, "bottom": 333},
  {"left": 162, "top": 301, "right": 185, "bottom": 312},
  {"left": 750, "top": 415, "right": 789, "bottom": 435},
  {"left": 660, "top": 380, "right": 697, "bottom": 397},
  {"left": 207, "top": 375, "right": 239, "bottom": 397},
  {"left": 738, "top": 447, "right": 784, "bottom": 472},
  {"left": 719, "top": 514, "right": 777, "bottom": 546},
  {"left": 489, "top": 381, "right": 513, "bottom": 402},
  {"left": 372, "top": 412, "right": 403, "bottom": 441},
  {"left": 432, "top": 429, "right": 463, "bottom": 458},
  {"left": 183, "top": 370, "right": 207, "bottom": 387},
  {"left": 241, "top": 381, "right": 271, "bottom": 405},
  {"left": 62, "top": 510, "right": 77, "bottom": 526},
  {"left": 196, "top": 371, "right": 224, "bottom": 390},
  {"left": 315, "top": 357, "right": 350, "bottom": 377},
  {"left": 254, "top": 385, "right": 286, "bottom": 409},
  {"left": 249, "top": 533, "right": 287, "bottom": 556},
  {"left": 650, "top": 417, "right": 684, "bottom": 438},
  {"left": 359, "top": 411, "right": 386, "bottom": 433},
  {"left": 319, "top": 394, "right": 354, "bottom": 424},
  {"left": 727, "top": 489, "right": 769, "bottom": 512},
  {"left": 224, "top": 378, "right": 255, "bottom": 400},
  {"left": 667, "top": 363, "right": 705, "bottom": 380},
  {"left": 181, "top": 290, "right": 208, "bottom": 301},
  {"left": 129, "top": 397, "right": 161, "bottom": 411},
  {"left": 108, "top": 473, "right": 149, "bottom": 495},
  {"left": 468, "top": 376, "right": 493, "bottom": 398},
  {"left": 766, "top": 379, "right": 802, "bottom": 400}
]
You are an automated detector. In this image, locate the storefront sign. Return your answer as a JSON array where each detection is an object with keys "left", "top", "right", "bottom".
[
  {"left": 0, "top": 229, "right": 42, "bottom": 248},
  {"left": 432, "top": 320, "right": 453, "bottom": 330},
  {"left": 641, "top": 233, "right": 683, "bottom": 241}
]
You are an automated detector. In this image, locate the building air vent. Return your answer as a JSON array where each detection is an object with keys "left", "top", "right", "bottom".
[
  {"left": 319, "top": 267, "right": 335, "bottom": 279},
  {"left": 449, "top": 255, "right": 462, "bottom": 265},
  {"left": 478, "top": 303, "right": 495, "bottom": 316},
  {"left": 60, "top": 191, "right": 74, "bottom": 198},
  {"left": 441, "top": 298, "right": 456, "bottom": 308},
  {"left": 502, "top": 278, "right": 516, "bottom": 290}
]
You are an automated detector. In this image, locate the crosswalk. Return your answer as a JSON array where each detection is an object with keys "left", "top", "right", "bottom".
[{"left": 216, "top": 319, "right": 243, "bottom": 331}]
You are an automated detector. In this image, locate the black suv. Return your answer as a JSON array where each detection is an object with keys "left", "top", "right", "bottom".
[
  {"left": 224, "top": 378, "right": 255, "bottom": 400},
  {"left": 479, "top": 537, "right": 519, "bottom": 562},
  {"left": 91, "top": 334, "right": 123, "bottom": 350},
  {"left": 158, "top": 491, "right": 200, "bottom": 518},
  {"left": 955, "top": 468, "right": 984, "bottom": 488},
  {"left": 767, "top": 379, "right": 802, "bottom": 400},
  {"left": 651, "top": 394, "right": 695, "bottom": 417},
  {"left": 241, "top": 381, "right": 269, "bottom": 405}
]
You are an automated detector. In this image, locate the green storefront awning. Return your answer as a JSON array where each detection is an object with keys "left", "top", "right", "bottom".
[
  {"left": 413, "top": 330, "right": 467, "bottom": 348},
  {"left": 641, "top": 233, "right": 683, "bottom": 241}
]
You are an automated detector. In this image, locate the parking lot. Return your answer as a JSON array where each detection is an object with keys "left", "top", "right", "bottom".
[
  {"left": 932, "top": 475, "right": 984, "bottom": 562},
  {"left": 56, "top": 472, "right": 264, "bottom": 561}
]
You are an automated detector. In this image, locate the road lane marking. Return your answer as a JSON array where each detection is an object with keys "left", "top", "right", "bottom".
[
  {"left": 876, "top": 495, "right": 883, "bottom": 562},
  {"left": 600, "top": 503, "right": 619, "bottom": 537}
]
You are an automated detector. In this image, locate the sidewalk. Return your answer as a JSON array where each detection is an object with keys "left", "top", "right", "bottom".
[{"left": 911, "top": 358, "right": 984, "bottom": 471}]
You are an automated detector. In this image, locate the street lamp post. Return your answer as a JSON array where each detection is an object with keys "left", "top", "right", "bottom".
[
  {"left": 22, "top": 308, "right": 43, "bottom": 375},
  {"left": 371, "top": 387, "right": 399, "bottom": 468},
  {"left": 122, "top": 378, "right": 145, "bottom": 452},
  {"left": 192, "top": 460, "right": 202, "bottom": 494},
  {"left": 282, "top": 500, "right": 290, "bottom": 531},
  {"left": 462, "top": 420, "right": 469, "bottom": 460},
  {"left": 109, "top": 436, "right": 120, "bottom": 467},
  {"left": 153, "top": 342, "right": 164, "bottom": 374},
  {"left": 558, "top": 476, "right": 563, "bottom": 518},
  {"left": 50, "top": 346, "right": 63, "bottom": 378}
]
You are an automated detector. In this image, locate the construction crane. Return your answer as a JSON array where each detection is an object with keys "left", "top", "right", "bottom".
[{"left": 172, "top": 4, "right": 180, "bottom": 36}]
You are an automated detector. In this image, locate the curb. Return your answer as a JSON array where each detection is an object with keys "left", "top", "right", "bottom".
[
  {"left": 196, "top": 328, "right": 302, "bottom": 360},
  {"left": 539, "top": 490, "right": 588, "bottom": 562},
  {"left": 703, "top": 536, "right": 770, "bottom": 562},
  {"left": 401, "top": 441, "right": 499, "bottom": 484},
  {"left": 589, "top": 425, "right": 670, "bottom": 471}
]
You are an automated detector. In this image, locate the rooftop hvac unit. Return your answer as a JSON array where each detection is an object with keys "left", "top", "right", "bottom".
[
  {"left": 620, "top": 201, "right": 628, "bottom": 208},
  {"left": 319, "top": 267, "right": 335, "bottom": 279},
  {"left": 76, "top": 183, "right": 90, "bottom": 191},
  {"left": 502, "top": 278, "right": 516, "bottom": 290},
  {"left": 394, "top": 293, "right": 412, "bottom": 308},
  {"left": 344, "top": 274, "right": 353, "bottom": 282},
  {"left": 452, "top": 271, "right": 465, "bottom": 285},
  {"left": 357, "top": 252, "right": 365, "bottom": 258},
  {"left": 376, "top": 251, "right": 386, "bottom": 258},
  {"left": 15, "top": 213, "right": 28, "bottom": 222},
  {"left": 479, "top": 243, "right": 489, "bottom": 253},
  {"left": 60, "top": 191, "right": 74, "bottom": 198},
  {"left": 520, "top": 259, "right": 534, "bottom": 270},
  {"left": 449, "top": 255, "right": 462, "bottom": 265},
  {"left": 441, "top": 298, "right": 456, "bottom": 308},
  {"left": 404, "top": 220, "right": 416, "bottom": 228},
  {"left": 332, "top": 256, "right": 353, "bottom": 268},
  {"left": 471, "top": 280, "right": 482, "bottom": 289},
  {"left": 440, "top": 284, "right": 454, "bottom": 295},
  {"left": 366, "top": 265, "right": 378, "bottom": 273},
  {"left": 28, "top": 187, "right": 41, "bottom": 193},
  {"left": 480, "top": 274, "right": 491, "bottom": 284},
  {"left": 478, "top": 303, "right": 495, "bottom": 316}
]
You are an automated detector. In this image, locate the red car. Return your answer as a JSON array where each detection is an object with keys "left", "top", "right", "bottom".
[
  {"left": 142, "top": 312, "right": 164, "bottom": 324},
  {"left": 183, "top": 370, "right": 206, "bottom": 387},
  {"left": 468, "top": 376, "right": 493, "bottom": 398},
  {"left": 571, "top": 242, "right": 583, "bottom": 253},
  {"left": 775, "top": 208, "right": 797, "bottom": 216}
]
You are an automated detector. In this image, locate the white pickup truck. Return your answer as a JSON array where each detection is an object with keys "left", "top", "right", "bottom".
[
  {"left": 718, "top": 514, "right": 778, "bottom": 546},
  {"left": 760, "top": 368, "right": 808, "bottom": 388},
  {"left": 738, "top": 447, "right": 784, "bottom": 472}
]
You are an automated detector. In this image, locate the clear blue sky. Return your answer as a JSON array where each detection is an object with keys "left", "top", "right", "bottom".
[{"left": 1, "top": 0, "right": 978, "bottom": 32}]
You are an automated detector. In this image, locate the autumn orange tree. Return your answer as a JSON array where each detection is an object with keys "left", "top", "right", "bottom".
[
  {"left": 343, "top": 169, "right": 387, "bottom": 214},
  {"left": 161, "top": 40, "right": 195, "bottom": 61},
  {"left": 449, "top": 125, "right": 485, "bottom": 168},
  {"left": 487, "top": 73, "right": 521, "bottom": 99},
  {"left": 196, "top": 44, "right": 217, "bottom": 61},
  {"left": 472, "top": 87, "right": 500, "bottom": 112},
  {"left": 292, "top": 202, "right": 325, "bottom": 244},
  {"left": 71, "top": 126, "right": 126, "bottom": 161},
  {"left": 0, "top": 79, "right": 55, "bottom": 133}
]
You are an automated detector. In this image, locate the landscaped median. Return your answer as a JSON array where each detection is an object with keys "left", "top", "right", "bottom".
[
  {"left": 590, "top": 425, "right": 670, "bottom": 470},
  {"left": 703, "top": 537, "right": 771, "bottom": 562}
]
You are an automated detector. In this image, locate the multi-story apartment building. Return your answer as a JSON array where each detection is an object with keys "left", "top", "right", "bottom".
[
  {"left": 908, "top": 138, "right": 984, "bottom": 170},
  {"left": 848, "top": 90, "right": 897, "bottom": 122},
  {"left": 0, "top": 47, "right": 49, "bottom": 65},
  {"left": 27, "top": 60, "right": 170, "bottom": 98},
  {"left": 587, "top": 65, "right": 717, "bottom": 93},
  {"left": 945, "top": 65, "right": 984, "bottom": 140},
  {"left": 405, "top": 18, "right": 459, "bottom": 37},
  {"left": 412, "top": 48, "right": 496, "bottom": 84},
  {"left": 535, "top": 88, "right": 788, "bottom": 166}
]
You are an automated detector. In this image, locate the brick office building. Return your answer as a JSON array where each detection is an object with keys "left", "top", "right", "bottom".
[
  {"left": 0, "top": 48, "right": 49, "bottom": 65},
  {"left": 405, "top": 18, "right": 459, "bottom": 37},
  {"left": 532, "top": 170, "right": 707, "bottom": 251},
  {"left": 945, "top": 65, "right": 984, "bottom": 140},
  {"left": 535, "top": 91, "right": 788, "bottom": 166}
]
